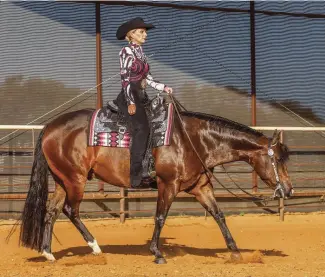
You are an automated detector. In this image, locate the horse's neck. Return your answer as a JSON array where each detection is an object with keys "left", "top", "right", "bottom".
[
  {"left": 201, "top": 125, "right": 265, "bottom": 167},
  {"left": 174, "top": 115, "right": 265, "bottom": 167}
]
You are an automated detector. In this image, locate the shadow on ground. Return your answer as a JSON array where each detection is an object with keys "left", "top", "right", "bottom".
[{"left": 27, "top": 237, "right": 287, "bottom": 262}]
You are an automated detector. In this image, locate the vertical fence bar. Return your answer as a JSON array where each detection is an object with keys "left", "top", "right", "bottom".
[{"left": 250, "top": 1, "right": 258, "bottom": 193}]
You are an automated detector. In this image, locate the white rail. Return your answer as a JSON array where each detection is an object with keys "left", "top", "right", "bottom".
[
  {"left": 0, "top": 125, "right": 44, "bottom": 130},
  {"left": 252, "top": 127, "right": 325, "bottom": 131},
  {"left": 0, "top": 125, "right": 325, "bottom": 131}
]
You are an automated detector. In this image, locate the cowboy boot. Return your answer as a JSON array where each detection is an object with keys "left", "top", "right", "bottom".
[{"left": 141, "top": 149, "right": 157, "bottom": 188}]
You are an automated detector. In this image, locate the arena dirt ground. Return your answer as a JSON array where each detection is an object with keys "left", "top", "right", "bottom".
[{"left": 1, "top": 213, "right": 325, "bottom": 277}]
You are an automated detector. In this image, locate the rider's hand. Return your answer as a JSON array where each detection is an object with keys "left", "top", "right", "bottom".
[
  {"left": 128, "top": 104, "right": 136, "bottom": 115},
  {"left": 164, "top": 86, "right": 173, "bottom": 94}
]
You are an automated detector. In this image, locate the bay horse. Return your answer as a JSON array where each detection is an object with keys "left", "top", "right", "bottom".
[{"left": 19, "top": 105, "right": 293, "bottom": 264}]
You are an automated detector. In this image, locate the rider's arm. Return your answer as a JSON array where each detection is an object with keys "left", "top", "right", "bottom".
[
  {"left": 119, "top": 46, "right": 135, "bottom": 105},
  {"left": 146, "top": 73, "right": 165, "bottom": 92}
]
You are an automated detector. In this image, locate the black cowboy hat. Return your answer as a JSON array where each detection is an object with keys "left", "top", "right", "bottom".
[{"left": 116, "top": 17, "right": 155, "bottom": 40}]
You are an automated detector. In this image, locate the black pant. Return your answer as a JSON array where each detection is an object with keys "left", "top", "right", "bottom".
[{"left": 116, "top": 84, "right": 150, "bottom": 188}]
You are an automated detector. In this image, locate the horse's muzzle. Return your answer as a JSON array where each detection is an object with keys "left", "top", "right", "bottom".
[
  {"left": 274, "top": 184, "right": 294, "bottom": 199},
  {"left": 286, "top": 188, "right": 294, "bottom": 199}
]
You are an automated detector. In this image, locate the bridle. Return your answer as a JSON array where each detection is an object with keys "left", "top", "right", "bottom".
[
  {"left": 169, "top": 94, "right": 287, "bottom": 203},
  {"left": 267, "top": 138, "right": 286, "bottom": 199}
]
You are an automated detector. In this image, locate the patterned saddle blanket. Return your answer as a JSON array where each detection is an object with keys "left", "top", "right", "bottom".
[{"left": 88, "top": 95, "right": 174, "bottom": 148}]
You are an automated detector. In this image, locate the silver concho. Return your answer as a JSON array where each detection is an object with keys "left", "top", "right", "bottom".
[{"left": 268, "top": 148, "right": 274, "bottom": 157}]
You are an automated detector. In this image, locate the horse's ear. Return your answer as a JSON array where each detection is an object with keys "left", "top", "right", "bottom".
[{"left": 271, "top": 129, "right": 282, "bottom": 145}]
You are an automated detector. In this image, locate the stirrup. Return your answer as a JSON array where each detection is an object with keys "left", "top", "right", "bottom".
[
  {"left": 130, "top": 176, "right": 157, "bottom": 190},
  {"left": 128, "top": 177, "right": 158, "bottom": 191},
  {"left": 141, "top": 176, "right": 157, "bottom": 189},
  {"left": 142, "top": 152, "right": 156, "bottom": 178}
]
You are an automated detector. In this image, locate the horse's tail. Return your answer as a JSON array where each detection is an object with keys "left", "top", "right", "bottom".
[{"left": 20, "top": 128, "right": 49, "bottom": 252}]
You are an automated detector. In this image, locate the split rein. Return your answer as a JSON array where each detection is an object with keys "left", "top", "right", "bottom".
[{"left": 168, "top": 94, "right": 281, "bottom": 205}]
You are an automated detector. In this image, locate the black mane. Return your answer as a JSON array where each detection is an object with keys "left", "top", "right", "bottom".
[
  {"left": 181, "top": 111, "right": 290, "bottom": 162},
  {"left": 180, "top": 111, "right": 264, "bottom": 137}
]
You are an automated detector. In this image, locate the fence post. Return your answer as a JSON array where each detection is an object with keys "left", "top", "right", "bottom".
[
  {"left": 95, "top": 3, "right": 105, "bottom": 195},
  {"left": 95, "top": 2, "right": 103, "bottom": 109},
  {"left": 32, "top": 129, "right": 35, "bottom": 157},
  {"left": 250, "top": 1, "right": 257, "bottom": 193},
  {"left": 278, "top": 130, "right": 285, "bottom": 221},
  {"left": 278, "top": 198, "right": 284, "bottom": 221},
  {"left": 120, "top": 188, "right": 126, "bottom": 223},
  {"left": 8, "top": 134, "right": 13, "bottom": 214},
  {"left": 252, "top": 171, "right": 258, "bottom": 193}
]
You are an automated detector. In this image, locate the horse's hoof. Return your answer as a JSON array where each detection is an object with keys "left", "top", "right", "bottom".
[
  {"left": 230, "top": 252, "right": 243, "bottom": 262},
  {"left": 88, "top": 239, "right": 102, "bottom": 255},
  {"left": 42, "top": 250, "right": 56, "bottom": 262},
  {"left": 154, "top": 257, "right": 167, "bottom": 264}
]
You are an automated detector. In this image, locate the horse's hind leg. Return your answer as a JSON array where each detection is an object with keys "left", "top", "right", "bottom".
[
  {"left": 189, "top": 173, "right": 243, "bottom": 262},
  {"left": 41, "top": 183, "right": 66, "bottom": 261},
  {"left": 63, "top": 185, "right": 102, "bottom": 255}
]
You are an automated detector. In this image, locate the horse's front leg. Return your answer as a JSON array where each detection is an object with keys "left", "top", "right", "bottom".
[
  {"left": 149, "top": 181, "right": 177, "bottom": 264},
  {"left": 189, "top": 173, "right": 243, "bottom": 262}
]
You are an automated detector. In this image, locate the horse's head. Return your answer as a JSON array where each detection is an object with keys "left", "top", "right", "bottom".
[{"left": 252, "top": 130, "right": 294, "bottom": 199}]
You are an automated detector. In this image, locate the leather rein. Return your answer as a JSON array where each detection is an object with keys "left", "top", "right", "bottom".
[{"left": 168, "top": 94, "right": 285, "bottom": 204}]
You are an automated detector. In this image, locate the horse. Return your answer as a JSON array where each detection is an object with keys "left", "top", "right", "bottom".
[{"left": 19, "top": 104, "right": 293, "bottom": 264}]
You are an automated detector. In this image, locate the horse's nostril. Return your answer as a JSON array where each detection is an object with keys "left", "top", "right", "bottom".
[{"left": 286, "top": 188, "right": 294, "bottom": 198}]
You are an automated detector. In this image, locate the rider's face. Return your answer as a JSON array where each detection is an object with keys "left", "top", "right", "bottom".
[{"left": 128, "top": 28, "right": 147, "bottom": 45}]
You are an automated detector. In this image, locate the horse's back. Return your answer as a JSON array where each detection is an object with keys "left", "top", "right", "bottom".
[{"left": 46, "top": 109, "right": 95, "bottom": 130}]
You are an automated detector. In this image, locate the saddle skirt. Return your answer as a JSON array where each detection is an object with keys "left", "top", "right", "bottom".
[{"left": 88, "top": 95, "right": 174, "bottom": 148}]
